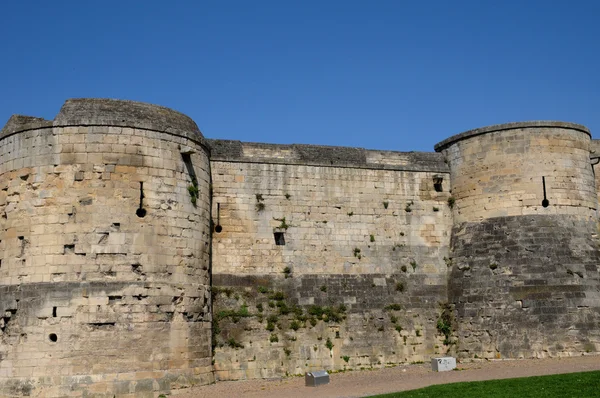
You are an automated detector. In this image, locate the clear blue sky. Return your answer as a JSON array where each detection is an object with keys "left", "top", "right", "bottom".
[{"left": 1, "top": 1, "right": 598, "bottom": 152}]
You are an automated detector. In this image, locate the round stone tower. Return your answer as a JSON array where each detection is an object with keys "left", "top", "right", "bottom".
[
  {"left": 435, "top": 121, "right": 600, "bottom": 359},
  {"left": 0, "top": 99, "right": 213, "bottom": 396}
]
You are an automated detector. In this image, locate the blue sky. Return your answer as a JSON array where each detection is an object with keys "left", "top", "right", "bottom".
[{"left": 1, "top": 1, "right": 598, "bottom": 152}]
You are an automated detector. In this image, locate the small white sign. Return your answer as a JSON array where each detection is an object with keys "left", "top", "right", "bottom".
[{"left": 431, "top": 357, "right": 456, "bottom": 372}]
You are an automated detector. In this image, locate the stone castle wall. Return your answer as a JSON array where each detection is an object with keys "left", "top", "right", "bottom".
[
  {"left": 0, "top": 100, "right": 213, "bottom": 397},
  {"left": 1, "top": 99, "right": 599, "bottom": 396},
  {"left": 435, "top": 121, "right": 597, "bottom": 222},
  {"left": 437, "top": 122, "right": 600, "bottom": 359},
  {"left": 209, "top": 141, "right": 453, "bottom": 379}
]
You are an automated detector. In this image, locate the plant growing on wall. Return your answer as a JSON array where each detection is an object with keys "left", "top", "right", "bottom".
[
  {"left": 325, "top": 337, "right": 334, "bottom": 350},
  {"left": 405, "top": 201, "right": 414, "bottom": 213},
  {"left": 188, "top": 178, "right": 199, "bottom": 206},
  {"left": 274, "top": 217, "right": 290, "bottom": 229},
  {"left": 227, "top": 338, "right": 244, "bottom": 349},
  {"left": 266, "top": 314, "right": 277, "bottom": 331},
  {"left": 256, "top": 193, "right": 265, "bottom": 211},
  {"left": 308, "top": 304, "right": 347, "bottom": 323},
  {"left": 211, "top": 303, "right": 253, "bottom": 350},
  {"left": 437, "top": 302, "right": 455, "bottom": 346},
  {"left": 257, "top": 286, "right": 269, "bottom": 294},
  {"left": 447, "top": 197, "right": 455, "bottom": 209}
]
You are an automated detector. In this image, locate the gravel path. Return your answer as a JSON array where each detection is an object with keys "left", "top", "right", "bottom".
[{"left": 173, "top": 355, "right": 600, "bottom": 398}]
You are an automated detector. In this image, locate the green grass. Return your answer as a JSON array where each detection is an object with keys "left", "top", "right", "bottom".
[{"left": 368, "top": 371, "right": 600, "bottom": 398}]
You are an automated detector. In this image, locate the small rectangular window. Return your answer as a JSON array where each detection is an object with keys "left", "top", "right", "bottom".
[
  {"left": 274, "top": 232, "right": 285, "bottom": 246},
  {"left": 433, "top": 175, "right": 444, "bottom": 192}
]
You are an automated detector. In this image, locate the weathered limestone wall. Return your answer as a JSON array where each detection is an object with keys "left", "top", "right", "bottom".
[
  {"left": 436, "top": 122, "right": 597, "bottom": 223},
  {"left": 589, "top": 139, "right": 600, "bottom": 208},
  {"left": 0, "top": 100, "right": 213, "bottom": 397},
  {"left": 3, "top": 96, "right": 599, "bottom": 393},
  {"left": 209, "top": 141, "right": 453, "bottom": 380},
  {"left": 436, "top": 122, "right": 600, "bottom": 359}
]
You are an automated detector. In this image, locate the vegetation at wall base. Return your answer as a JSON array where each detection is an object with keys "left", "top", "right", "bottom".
[{"left": 367, "top": 370, "right": 600, "bottom": 397}]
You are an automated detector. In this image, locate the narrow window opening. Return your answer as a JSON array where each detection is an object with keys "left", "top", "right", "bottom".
[
  {"left": 136, "top": 182, "right": 146, "bottom": 217},
  {"left": 274, "top": 232, "right": 285, "bottom": 246},
  {"left": 182, "top": 153, "right": 199, "bottom": 208},
  {"left": 214, "top": 203, "right": 222, "bottom": 233},
  {"left": 433, "top": 176, "right": 444, "bottom": 192},
  {"left": 181, "top": 153, "right": 197, "bottom": 181},
  {"left": 52, "top": 307, "right": 57, "bottom": 317},
  {"left": 541, "top": 176, "right": 549, "bottom": 207}
]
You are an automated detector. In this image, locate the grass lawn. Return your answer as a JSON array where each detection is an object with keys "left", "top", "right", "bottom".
[{"left": 369, "top": 371, "right": 600, "bottom": 398}]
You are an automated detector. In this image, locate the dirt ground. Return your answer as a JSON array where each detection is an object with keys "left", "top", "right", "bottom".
[{"left": 172, "top": 355, "right": 600, "bottom": 398}]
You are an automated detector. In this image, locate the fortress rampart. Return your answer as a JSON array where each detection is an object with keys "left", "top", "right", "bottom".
[
  {"left": 0, "top": 99, "right": 599, "bottom": 396},
  {"left": 0, "top": 99, "right": 213, "bottom": 397},
  {"left": 437, "top": 122, "right": 600, "bottom": 358}
]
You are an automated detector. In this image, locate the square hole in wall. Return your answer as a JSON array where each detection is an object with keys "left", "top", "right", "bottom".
[{"left": 274, "top": 232, "right": 285, "bottom": 246}]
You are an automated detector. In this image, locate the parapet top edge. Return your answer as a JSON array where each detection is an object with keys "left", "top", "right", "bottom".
[
  {"left": 208, "top": 139, "right": 448, "bottom": 172},
  {"left": 0, "top": 115, "right": 53, "bottom": 138},
  {"left": 55, "top": 98, "right": 204, "bottom": 137},
  {"left": 0, "top": 98, "right": 209, "bottom": 148},
  {"left": 208, "top": 138, "right": 441, "bottom": 156},
  {"left": 434, "top": 121, "right": 591, "bottom": 152}
]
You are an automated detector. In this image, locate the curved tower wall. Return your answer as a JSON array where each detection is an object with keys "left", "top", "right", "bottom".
[
  {"left": 0, "top": 99, "right": 213, "bottom": 397},
  {"left": 436, "top": 122, "right": 600, "bottom": 359}
]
